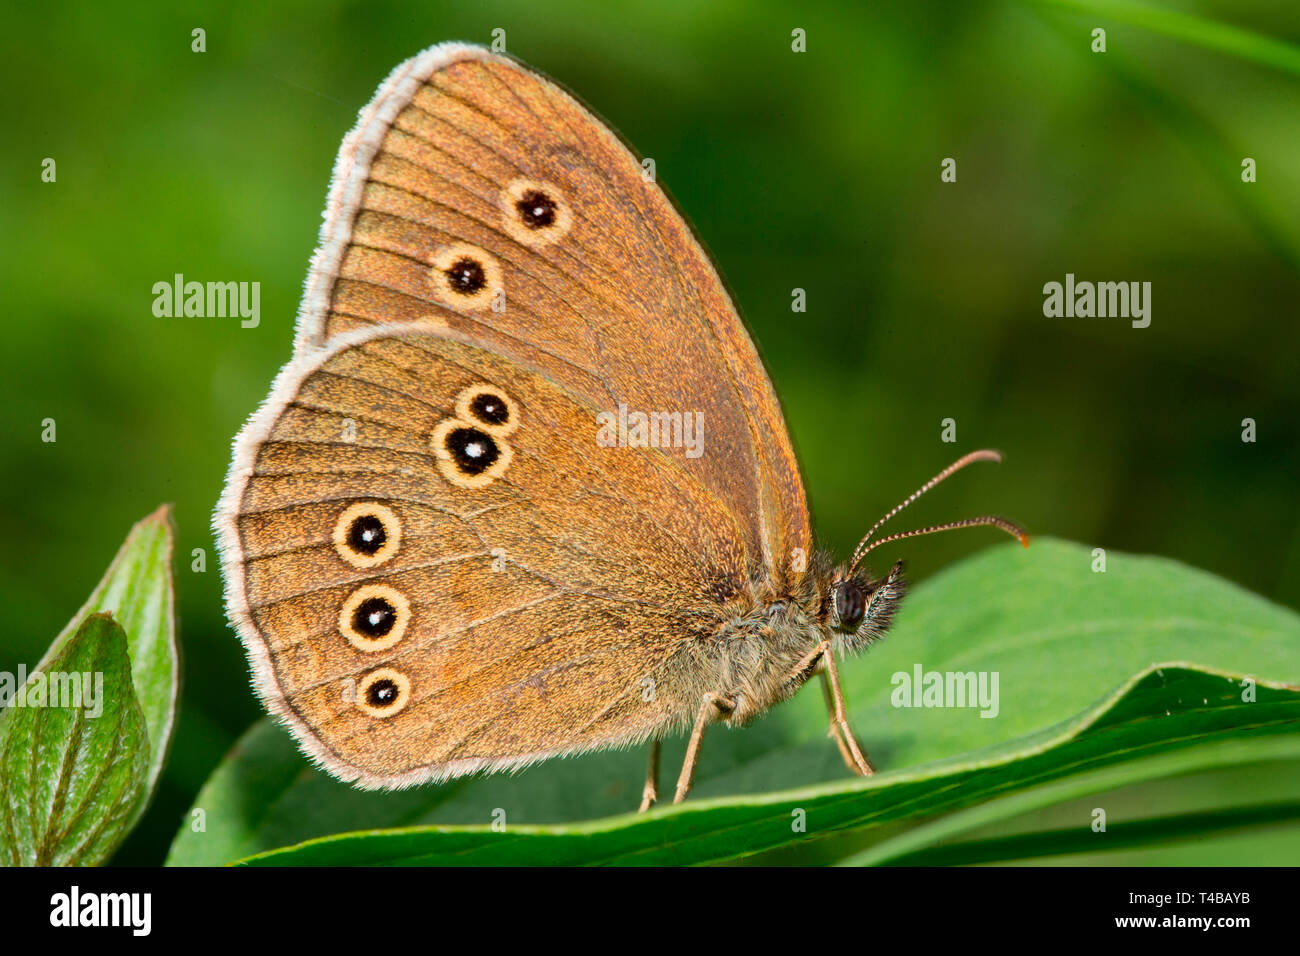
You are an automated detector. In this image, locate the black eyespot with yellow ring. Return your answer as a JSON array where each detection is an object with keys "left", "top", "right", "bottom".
[
  {"left": 432, "top": 418, "right": 513, "bottom": 489},
  {"left": 355, "top": 667, "right": 411, "bottom": 718},
  {"left": 338, "top": 584, "right": 410, "bottom": 652},
  {"left": 454, "top": 384, "right": 519, "bottom": 437},
  {"left": 500, "top": 178, "right": 572, "bottom": 248},
  {"left": 333, "top": 502, "right": 401, "bottom": 569},
  {"left": 429, "top": 243, "right": 502, "bottom": 311}
]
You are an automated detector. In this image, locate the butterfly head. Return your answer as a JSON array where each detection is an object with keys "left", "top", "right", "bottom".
[
  {"left": 828, "top": 561, "right": 906, "bottom": 652},
  {"left": 829, "top": 449, "right": 1029, "bottom": 653}
]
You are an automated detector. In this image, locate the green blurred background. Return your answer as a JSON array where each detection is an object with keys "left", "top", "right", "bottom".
[{"left": 2, "top": 0, "right": 1297, "bottom": 864}]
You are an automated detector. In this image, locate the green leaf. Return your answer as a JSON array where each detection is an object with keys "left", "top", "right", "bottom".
[
  {"left": 229, "top": 666, "right": 1300, "bottom": 865},
  {"left": 41, "top": 505, "right": 178, "bottom": 828},
  {"left": 0, "top": 614, "right": 150, "bottom": 866},
  {"left": 838, "top": 732, "right": 1300, "bottom": 866},
  {"left": 856, "top": 799, "right": 1300, "bottom": 866},
  {"left": 168, "top": 538, "right": 1300, "bottom": 866}
]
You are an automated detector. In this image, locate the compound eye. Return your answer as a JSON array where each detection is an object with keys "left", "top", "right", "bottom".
[{"left": 832, "top": 580, "right": 866, "bottom": 632}]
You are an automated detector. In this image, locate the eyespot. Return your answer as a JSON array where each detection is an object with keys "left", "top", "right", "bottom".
[
  {"left": 355, "top": 668, "right": 411, "bottom": 718},
  {"left": 338, "top": 584, "right": 410, "bottom": 652},
  {"left": 431, "top": 419, "right": 513, "bottom": 489},
  {"left": 333, "top": 502, "right": 401, "bottom": 569},
  {"left": 444, "top": 426, "right": 499, "bottom": 474},
  {"left": 454, "top": 384, "right": 519, "bottom": 437},
  {"left": 448, "top": 258, "right": 485, "bottom": 293},
  {"left": 500, "top": 179, "right": 572, "bottom": 248},
  {"left": 429, "top": 243, "right": 502, "bottom": 311},
  {"left": 831, "top": 580, "right": 866, "bottom": 632},
  {"left": 517, "top": 190, "right": 557, "bottom": 228}
]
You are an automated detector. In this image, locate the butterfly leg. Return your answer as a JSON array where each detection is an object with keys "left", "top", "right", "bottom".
[
  {"left": 673, "top": 692, "right": 735, "bottom": 803},
  {"left": 638, "top": 740, "right": 661, "bottom": 812},
  {"left": 779, "top": 641, "right": 860, "bottom": 772},
  {"left": 819, "top": 672, "right": 861, "bottom": 771},
  {"left": 821, "top": 649, "right": 875, "bottom": 776}
]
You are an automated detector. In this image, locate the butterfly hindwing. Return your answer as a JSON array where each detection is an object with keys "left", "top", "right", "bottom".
[{"left": 219, "top": 323, "right": 748, "bottom": 786}]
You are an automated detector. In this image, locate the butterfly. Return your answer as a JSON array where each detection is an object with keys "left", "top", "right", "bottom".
[{"left": 215, "top": 42, "right": 1026, "bottom": 809}]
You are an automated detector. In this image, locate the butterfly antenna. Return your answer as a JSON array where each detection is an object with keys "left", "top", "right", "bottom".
[{"left": 847, "top": 450, "right": 1028, "bottom": 574}]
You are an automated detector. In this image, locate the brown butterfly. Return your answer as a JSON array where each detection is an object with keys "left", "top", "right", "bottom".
[{"left": 215, "top": 42, "right": 1026, "bottom": 809}]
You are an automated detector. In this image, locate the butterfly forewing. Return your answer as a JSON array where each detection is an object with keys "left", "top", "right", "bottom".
[{"left": 296, "top": 43, "right": 810, "bottom": 585}]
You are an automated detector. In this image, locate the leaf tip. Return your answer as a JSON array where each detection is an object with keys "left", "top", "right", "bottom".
[{"left": 139, "top": 502, "right": 176, "bottom": 531}]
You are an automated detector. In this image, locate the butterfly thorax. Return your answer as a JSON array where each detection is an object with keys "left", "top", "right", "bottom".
[{"left": 694, "top": 553, "right": 907, "bottom": 725}]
